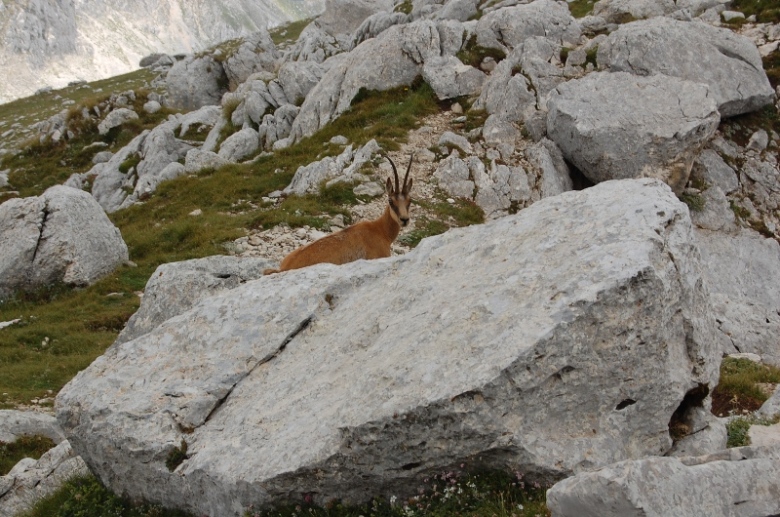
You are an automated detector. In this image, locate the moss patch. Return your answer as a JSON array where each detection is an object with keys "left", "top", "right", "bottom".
[{"left": 0, "top": 435, "right": 56, "bottom": 476}]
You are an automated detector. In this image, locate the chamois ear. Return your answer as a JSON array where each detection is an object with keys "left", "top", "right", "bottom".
[{"left": 386, "top": 176, "right": 394, "bottom": 195}]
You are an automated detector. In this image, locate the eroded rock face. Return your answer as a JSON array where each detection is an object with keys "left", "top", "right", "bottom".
[
  {"left": 547, "top": 445, "right": 780, "bottom": 517},
  {"left": 0, "top": 186, "right": 128, "bottom": 300},
  {"left": 222, "top": 30, "right": 279, "bottom": 90},
  {"left": 598, "top": 18, "right": 776, "bottom": 117},
  {"left": 57, "top": 179, "right": 720, "bottom": 516},
  {"left": 476, "top": 0, "right": 581, "bottom": 52},
  {"left": 547, "top": 72, "right": 720, "bottom": 193}
]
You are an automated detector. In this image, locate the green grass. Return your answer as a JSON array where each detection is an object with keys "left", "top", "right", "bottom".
[
  {"left": 566, "top": 0, "right": 596, "bottom": 18},
  {"left": 0, "top": 69, "right": 159, "bottom": 152},
  {"left": 19, "top": 475, "right": 193, "bottom": 517},
  {"left": 729, "top": 0, "right": 780, "bottom": 23},
  {"left": 711, "top": 357, "right": 780, "bottom": 417},
  {"left": 269, "top": 18, "right": 314, "bottom": 47},
  {"left": 247, "top": 470, "right": 550, "bottom": 517},
  {"left": 0, "top": 435, "right": 56, "bottom": 476},
  {"left": 680, "top": 192, "right": 705, "bottom": 212},
  {"left": 2, "top": 88, "right": 176, "bottom": 199},
  {"left": 456, "top": 35, "right": 507, "bottom": 69},
  {"left": 726, "top": 417, "right": 752, "bottom": 447},
  {"left": 763, "top": 50, "right": 780, "bottom": 89}
]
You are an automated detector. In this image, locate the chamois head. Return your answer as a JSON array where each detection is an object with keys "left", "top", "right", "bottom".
[{"left": 384, "top": 153, "right": 414, "bottom": 227}]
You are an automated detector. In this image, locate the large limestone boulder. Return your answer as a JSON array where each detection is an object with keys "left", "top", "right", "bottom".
[
  {"left": 422, "top": 56, "right": 486, "bottom": 100},
  {"left": 218, "top": 128, "right": 259, "bottom": 162},
  {"left": 166, "top": 55, "right": 228, "bottom": 111},
  {"left": 0, "top": 186, "right": 129, "bottom": 300},
  {"left": 547, "top": 72, "right": 720, "bottom": 193},
  {"left": 598, "top": 18, "right": 776, "bottom": 118},
  {"left": 476, "top": 0, "right": 581, "bottom": 52},
  {"left": 547, "top": 445, "right": 780, "bottom": 517},
  {"left": 695, "top": 228, "right": 780, "bottom": 365},
  {"left": 592, "top": 0, "right": 677, "bottom": 23},
  {"left": 97, "top": 107, "right": 139, "bottom": 136},
  {"left": 57, "top": 179, "right": 720, "bottom": 516},
  {"left": 117, "top": 256, "right": 273, "bottom": 345}
]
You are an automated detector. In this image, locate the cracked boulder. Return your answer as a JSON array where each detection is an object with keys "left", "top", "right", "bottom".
[
  {"left": 57, "top": 179, "right": 720, "bottom": 516},
  {"left": 598, "top": 18, "right": 776, "bottom": 118},
  {"left": 166, "top": 55, "right": 228, "bottom": 111},
  {"left": 547, "top": 445, "right": 780, "bottom": 517},
  {"left": 475, "top": 0, "right": 581, "bottom": 52},
  {"left": 0, "top": 186, "right": 128, "bottom": 301},
  {"left": 547, "top": 71, "right": 720, "bottom": 194}
]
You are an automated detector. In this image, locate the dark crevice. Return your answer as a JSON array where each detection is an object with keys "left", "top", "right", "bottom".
[
  {"left": 203, "top": 315, "right": 314, "bottom": 425},
  {"left": 669, "top": 383, "right": 710, "bottom": 442},
  {"left": 401, "top": 462, "right": 422, "bottom": 470},
  {"left": 31, "top": 201, "right": 51, "bottom": 264},
  {"left": 615, "top": 398, "right": 637, "bottom": 410}
]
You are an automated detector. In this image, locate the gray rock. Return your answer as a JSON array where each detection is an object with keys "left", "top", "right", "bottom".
[
  {"left": 353, "top": 182, "right": 384, "bottom": 196},
  {"left": 166, "top": 56, "right": 228, "bottom": 111},
  {"left": 350, "top": 11, "right": 409, "bottom": 48},
  {"left": 177, "top": 105, "right": 222, "bottom": 139},
  {"left": 422, "top": 56, "right": 486, "bottom": 100},
  {"left": 689, "top": 186, "right": 737, "bottom": 233},
  {"left": 222, "top": 30, "right": 279, "bottom": 90},
  {"left": 433, "top": 0, "right": 479, "bottom": 21},
  {"left": 56, "top": 179, "right": 721, "bottom": 516},
  {"left": 747, "top": 129, "right": 770, "bottom": 152},
  {"left": 117, "top": 256, "right": 274, "bottom": 345},
  {"left": 218, "top": 128, "right": 259, "bottom": 162},
  {"left": 438, "top": 131, "right": 473, "bottom": 154},
  {"left": 547, "top": 445, "right": 780, "bottom": 517},
  {"left": 482, "top": 115, "right": 518, "bottom": 148},
  {"left": 134, "top": 163, "right": 186, "bottom": 199},
  {"left": 283, "top": 140, "right": 380, "bottom": 195},
  {"left": 473, "top": 52, "right": 536, "bottom": 122},
  {"left": 476, "top": 0, "right": 581, "bottom": 52},
  {"left": 92, "top": 151, "right": 113, "bottom": 164},
  {"left": 286, "top": 22, "right": 342, "bottom": 63},
  {"left": 317, "top": 0, "right": 393, "bottom": 39},
  {"left": 757, "top": 387, "right": 780, "bottom": 419},
  {"left": 184, "top": 149, "right": 230, "bottom": 174},
  {"left": 0, "top": 440, "right": 89, "bottom": 517},
  {"left": 143, "top": 100, "right": 161, "bottom": 114},
  {"left": 0, "top": 186, "right": 128, "bottom": 300},
  {"left": 592, "top": 0, "right": 677, "bottom": 23},
  {"left": 695, "top": 228, "right": 780, "bottom": 365},
  {"left": 721, "top": 10, "right": 745, "bottom": 21},
  {"left": 598, "top": 18, "right": 776, "bottom": 118},
  {"left": 547, "top": 72, "right": 720, "bottom": 194},
  {"left": 526, "top": 137, "right": 573, "bottom": 199},
  {"left": 691, "top": 149, "right": 739, "bottom": 195},
  {"left": 97, "top": 108, "right": 138, "bottom": 136},
  {"left": 666, "top": 406, "right": 727, "bottom": 458},
  {"left": 277, "top": 61, "right": 324, "bottom": 107},
  {"left": 0, "top": 411, "right": 65, "bottom": 444},
  {"left": 433, "top": 155, "right": 475, "bottom": 198},
  {"left": 472, "top": 158, "right": 532, "bottom": 218}
]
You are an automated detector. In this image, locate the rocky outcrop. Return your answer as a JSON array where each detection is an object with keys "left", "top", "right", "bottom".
[
  {"left": 598, "top": 18, "right": 776, "bottom": 117},
  {"left": 97, "top": 108, "right": 139, "bottom": 136},
  {"left": 0, "top": 411, "right": 65, "bottom": 445},
  {"left": 422, "top": 56, "right": 486, "bottom": 100},
  {"left": 547, "top": 72, "right": 720, "bottom": 193},
  {"left": 57, "top": 179, "right": 720, "bottom": 516},
  {"left": 547, "top": 445, "right": 780, "bottom": 517},
  {"left": 218, "top": 128, "right": 260, "bottom": 162},
  {"left": 283, "top": 140, "right": 380, "bottom": 195},
  {"left": 117, "top": 256, "right": 273, "bottom": 345},
  {"left": 0, "top": 186, "right": 128, "bottom": 300}
]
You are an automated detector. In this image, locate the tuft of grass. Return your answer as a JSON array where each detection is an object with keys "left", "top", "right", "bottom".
[
  {"left": 566, "top": 0, "right": 595, "bottom": 18},
  {"left": 395, "top": 0, "right": 413, "bottom": 14},
  {"left": 680, "top": 192, "right": 705, "bottom": 212},
  {"left": 166, "top": 440, "right": 188, "bottom": 472},
  {"left": 711, "top": 357, "right": 780, "bottom": 417},
  {"left": 19, "top": 475, "right": 193, "bottom": 517},
  {"left": 269, "top": 18, "right": 314, "bottom": 47},
  {"left": 456, "top": 34, "right": 507, "bottom": 69},
  {"left": 726, "top": 417, "right": 752, "bottom": 447},
  {"left": 764, "top": 50, "right": 780, "bottom": 89},
  {"left": 0, "top": 435, "right": 56, "bottom": 476},
  {"left": 399, "top": 217, "right": 449, "bottom": 248}
]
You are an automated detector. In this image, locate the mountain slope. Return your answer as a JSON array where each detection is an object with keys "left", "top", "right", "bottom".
[{"left": 0, "top": 0, "right": 324, "bottom": 103}]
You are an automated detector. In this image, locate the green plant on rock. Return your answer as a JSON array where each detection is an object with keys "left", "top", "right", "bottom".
[
  {"left": 680, "top": 192, "right": 705, "bottom": 212},
  {"left": 726, "top": 417, "right": 752, "bottom": 447},
  {"left": 166, "top": 440, "right": 188, "bottom": 472},
  {"left": 456, "top": 34, "right": 507, "bottom": 69},
  {"left": 0, "top": 435, "right": 56, "bottom": 476}
]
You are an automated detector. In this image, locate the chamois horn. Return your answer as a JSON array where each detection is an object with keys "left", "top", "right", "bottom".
[
  {"left": 403, "top": 152, "right": 414, "bottom": 191},
  {"left": 383, "top": 152, "right": 400, "bottom": 193}
]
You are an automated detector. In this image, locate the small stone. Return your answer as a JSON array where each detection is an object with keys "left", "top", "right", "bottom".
[
  {"left": 447, "top": 198, "right": 456, "bottom": 204},
  {"left": 329, "top": 135, "right": 349, "bottom": 145},
  {"left": 451, "top": 103, "right": 463, "bottom": 114},
  {"left": 747, "top": 129, "right": 769, "bottom": 152},
  {"left": 189, "top": 209, "right": 203, "bottom": 216},
  {"left": 721, "top": 10, "right": 745, "bottom": 21}
]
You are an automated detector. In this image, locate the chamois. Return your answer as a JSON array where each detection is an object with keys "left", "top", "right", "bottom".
[{"left": 263, "top": 153, "right": 414, "bottom": 275}]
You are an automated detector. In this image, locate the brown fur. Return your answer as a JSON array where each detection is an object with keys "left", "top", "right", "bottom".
[{"left": 263, "top": 154, "right": 414, "bottom": 275}]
